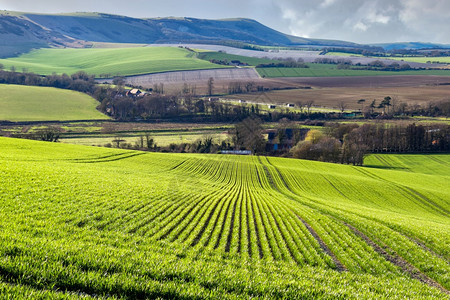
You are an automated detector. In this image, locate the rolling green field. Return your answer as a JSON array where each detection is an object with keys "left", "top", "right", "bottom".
[
  {"left": 257, "top": 65, "right": 450, "bottom": 77},
  {"left": 0, "top": 84, "right": 109, "bottom": 121},
  {"left": 387, "top": 56, "right": 450, "bottom": 64},
  {"left": 198, "top": 51, "right": 274, "bottom": 66},
  {"left": 0, "top": 47, "right": 224, "bottom": 77},
  {"left": 325, "top": 52, "right": 450, "bottom": 64},
  {"left": 0, "top": 137, "right": 448, "bottom": 298}
]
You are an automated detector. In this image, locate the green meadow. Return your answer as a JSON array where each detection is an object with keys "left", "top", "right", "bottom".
[
  {"left": 0, "top": 47, "right": 224, "bottom": 77},
  {"left": 257, "top": 65, "right": 450, "bottom": 77},
  {"left": 326, "top": 52, "right": 450, "bottom": 64},
  {"left": 0, "top": 137, "right": 448, "bottom": 298},
  {"left": 0, "top": 84, "right": 109, "bottom": 121}
]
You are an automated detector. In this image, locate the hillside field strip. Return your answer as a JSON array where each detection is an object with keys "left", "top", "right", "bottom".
[
  {"left": 0, "top": 47, "right": 225, "bottom": 77},
  {"left": 256, "top": 66, "right": 450, "bottom": 78},
  {"left": 0, "top": 137, "right": 448, "bottom": 298},
  {"left": 326, "top": 53, "right": 450, "bottom": 64},
  {"left": 0, "top": 84, "right": 109, "bottom": 122}
]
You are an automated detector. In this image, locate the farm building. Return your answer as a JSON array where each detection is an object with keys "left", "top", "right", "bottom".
[
  {"left": 126, "top": 89, "right": 146, "bottom": 98},
  {"left": 268, "top": 105, "right": 276, "bottom": 109},
  {"left": 286, "top": 103, "right": 295, "bottom": 108},
  {"left": 208, "top": 97, "right": 220, "bottom": 102},
  {"left": 221, "top": 150, "right": 252, "bottom": 155}
]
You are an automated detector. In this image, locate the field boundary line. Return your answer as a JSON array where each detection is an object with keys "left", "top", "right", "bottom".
[
  {"left": 257, "top": 156, "right": 346, "bottom": 270},
  {"left": 344, "top": 222, "right": 450, "bottom": 295},
  {"left": 297, "top": 216, "right": 347, "bottom": 272}
]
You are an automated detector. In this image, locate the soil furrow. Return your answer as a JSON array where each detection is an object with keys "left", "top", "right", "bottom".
[{"left": 344, "top": 222, "right": 449, "bottom": 295}]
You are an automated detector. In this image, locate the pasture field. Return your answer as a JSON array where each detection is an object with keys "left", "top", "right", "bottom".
[
  {"left": 257, "top": 66, "right": 450, "bottom": 77},
  {"left": 0, "top": 47, "right": 224, "bottom": 77},
  {"left": 326, "top": 52, "right": 450, "bottom": 64},
  {"left": 198, "top": 51, "right": 274, "bottom": 66},
  {"left": 0, "top": 137, "right": 448, "bottom": 298},
  {"left": 0, "top": 84, "right": 109, "bottom": 121}
]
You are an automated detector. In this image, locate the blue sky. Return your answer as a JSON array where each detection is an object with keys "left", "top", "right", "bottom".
[{"left": 1, "top": 0, "right": 449, "bottom": 44}]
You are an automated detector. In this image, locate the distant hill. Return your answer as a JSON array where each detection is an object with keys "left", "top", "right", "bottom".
[
  {"left": 373, "top": 42, "right": 450, "bottom": 51},
  {"left": 0, "top": 11, "right": 360, "bottom": 57}
]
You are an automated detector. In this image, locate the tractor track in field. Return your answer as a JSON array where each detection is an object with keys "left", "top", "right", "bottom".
[
  {"left": 355, "top": 167, "right": 449, "bottom": 216},
  {"left": 344, "top": 222, "right": 449, "bottom": 295},
  {"left": 258, "top": 156, "right": 346, "bottom": 270},
  {"left": 297, "top": 216, "right": 347, "bottom": 272}
]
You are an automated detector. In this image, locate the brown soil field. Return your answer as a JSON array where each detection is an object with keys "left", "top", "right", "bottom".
[
  {"left": 274, "top": 75, "right": 450, "bottom": 88},
  {"left": 225, "top": 84, "right": 450, "bottom": 111}
]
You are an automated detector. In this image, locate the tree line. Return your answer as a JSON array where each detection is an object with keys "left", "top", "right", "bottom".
[{"left": 291, "top": 123, "right": 449, "bottom": 165}]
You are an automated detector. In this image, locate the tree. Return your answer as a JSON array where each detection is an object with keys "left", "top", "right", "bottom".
[
  {"left": 338, "top": 101, "right": 347, "bottom": 113},
  {"left": 112, "top": 76, "right": 125, "bottom": 87},
  {"left": 232, "top": 117, "right": 265, "bottom": 153},
  {"left": 341, "top": 125, "right": 370, "bottom": 165},
  {"left": 369, "top": 99, "right": 376, "bottom": 114},
  {"left": 207, "top": 77, "right": 214, "bottom": 96},
  {"left": 357, "top": 99, "right": 366, "bottom": 112},
  {"left": 291, "top": 130, "right": 341, "bottom": 163},
  {"left": 305, "top": 100, "right": 314, "bottom": 115}
]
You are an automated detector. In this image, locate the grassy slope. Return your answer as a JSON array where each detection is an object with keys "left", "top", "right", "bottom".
[
  {"left": 199, "top": 51, "right": 274, "bottom": 66},
  {"left": 326, "top": 52, "right": 450, "bottom": 64},
  {"left": 0, "top": 84, "right": 109, "bottom": 121},
  {"left": 257, "top": 65, "right": 450, "bottom": 77},
  {"left": 0, "top": 137, "right": 448, "bottom": 298},
  {"left": 0, "top": 47, "right": 225, "bottom": 77}
]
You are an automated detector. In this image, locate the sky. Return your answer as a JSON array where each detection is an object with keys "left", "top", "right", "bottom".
[{"left": 1, "top": 0, "right": 449, "bottom": 44}]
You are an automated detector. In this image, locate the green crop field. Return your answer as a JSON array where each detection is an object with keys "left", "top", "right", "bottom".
[
  {"left": 0, "top": 137, "right": 448, "bottom": 298},
  {"left": 0, "top": 47, "right": 225, "bottom": 77},
  {"left": 325, "top": 52, "right": 450, "bottom": 64},
  {"left": 257, "top": 65, "right": 450, "bottom": 77},
  {"left": 199, "top": 51, "right": 274, "bottom": 66},
  {"left": 0, "top": 84, "right": 109, "bottom": 121},
  {"left": 387, "top": 56, "right": 450, "bottom": 64}
]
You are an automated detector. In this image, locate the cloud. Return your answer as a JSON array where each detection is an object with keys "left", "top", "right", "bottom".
[{"left": 275, "top": 0, "right": 450, "bottom": 44}]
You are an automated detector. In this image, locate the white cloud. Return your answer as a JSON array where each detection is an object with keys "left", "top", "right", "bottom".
[{"left": 353, "top": 22, "right": 368, "bottom": 32}]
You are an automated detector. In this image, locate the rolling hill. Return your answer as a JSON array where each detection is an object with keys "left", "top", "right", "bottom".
[
  {"left": 0, "top": 47, "right": 223, "bottom": 77},
  {"left": 0, "top": 137, "right": 448, "bottom": 298},
  {"left": 0, "top": 11, "right": 362, "bottom": 57},
  {"left": 0, "top": 84, "right": 109, "bottom": 121}
]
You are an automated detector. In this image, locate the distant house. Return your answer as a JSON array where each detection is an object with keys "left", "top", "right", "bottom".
[
  {"left": 238, "top": 100, "right": 246, "bottom": 104},
  {"left": 221, "top": 150, "right": 252, "bottom": 155},
  {"left": 126, "top": 89, "right": 145, "bottom": 98},
  {"left": 286, "top": 103, "right": 295, "bottom": 108},
  {"left": 266, "top": 128, "right": 309, "bottom": 153},
  {"left": 268, "top": 105, "right": 276, "bottom": 109},
  {"left": 208, "top": 97, "right": 220, "bottom": 102}
]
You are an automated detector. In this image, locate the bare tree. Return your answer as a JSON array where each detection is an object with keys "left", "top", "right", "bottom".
[
  {"left": 207, "top": 77, "right": 214, "bottom": 96},
  {"left": 338, "top": 101, "right": 347, "bottom": 113},
  {"left": 357, "top": 99, "right": 366, "bottom": 112},
  {"left": 305, "top": 100, "right": 314, "bottom": 115}
]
